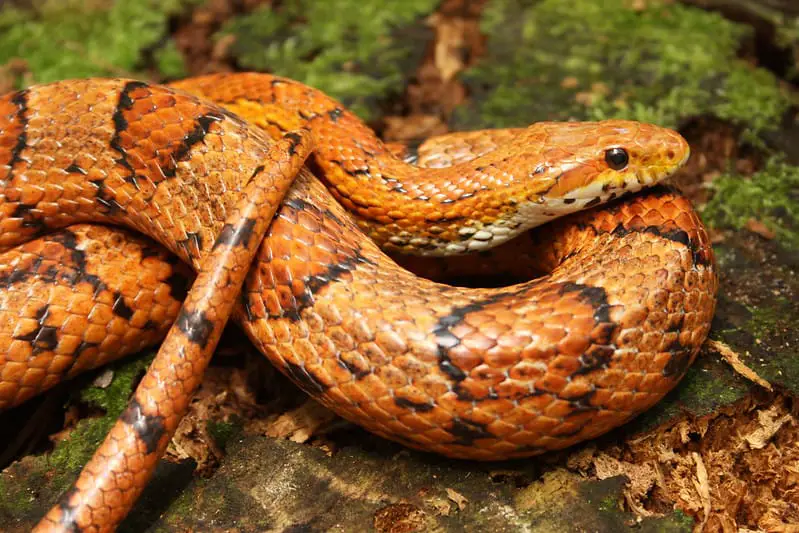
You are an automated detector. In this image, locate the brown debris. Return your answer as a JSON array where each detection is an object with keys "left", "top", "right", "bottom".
[
  {"left": 373, "top": 503, "right": 428, "bottom": 533},
  {"left": 445, "top": 487, "right": 468, "bottom": 511},
  {"left": 592, "top": 453, "right": 659, "bottom": 516},
  {"left": 580, "top": 395, "right": 799, "bottom": 530},
  {"left": 384, "top": 0, "right": 487, "bottom": 142},
  {"left": 257, "top": 399, "right": 338, "bottom": 444}
]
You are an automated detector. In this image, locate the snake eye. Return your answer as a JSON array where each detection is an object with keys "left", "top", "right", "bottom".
[{"left": 604, "top": 147, "right": 629, "bottom": 170}]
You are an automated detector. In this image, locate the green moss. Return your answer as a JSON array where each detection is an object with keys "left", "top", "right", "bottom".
[
  {"left": 44, "top": 353, "right": 153, "bottom": 485},
  {"left": 745, "top": 299, "right": 789, "bottom": 340},
  {"left": 0, "top": 0, "right": 195, "bottom": 86},
  {"left": 216, "top": 0, "right": 438, "bottom": 121},
  {"left": 207, "top": 419, "right": 240, "bottom": 450},
  {"left": 0, "top": 473, "right": 36, "bottom": 515},
  {"left": 153, "top": 39, "right": 189, "bottom": 80},
  {"left": 702, "top": 158, "right": 799, "bottom": 250},
  {"left": 453, "top": 0, "right": 789, "bottom": 134},
  {"left": 596, "top": 494, "right": 619, "bottom": 513}
]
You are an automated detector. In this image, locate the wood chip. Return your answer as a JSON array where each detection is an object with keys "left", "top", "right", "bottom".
[
  {"left": 744, "top": 404, "right": 794, "bottom": 450},
  {"left": 692, "top": 452, "right": 711, "bottom": 530},
  {"left": 263, "top": 399, "right": 337, "bottom": 443},
  {"left": 707, "top": 339, "right": 773, "bottom": 391}
]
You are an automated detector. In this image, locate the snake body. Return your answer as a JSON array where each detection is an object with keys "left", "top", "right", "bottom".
[{"left": 0, "top": 74, "right": 717, "bottom": 532}]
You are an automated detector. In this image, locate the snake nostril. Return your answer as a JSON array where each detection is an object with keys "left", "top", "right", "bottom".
[{"left": 666, "top": 149, "right": 675, "bottom": 160}]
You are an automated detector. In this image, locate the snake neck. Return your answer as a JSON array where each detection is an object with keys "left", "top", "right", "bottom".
[{"left": 172, "top": 73, "right": 688, "bottom": 257}]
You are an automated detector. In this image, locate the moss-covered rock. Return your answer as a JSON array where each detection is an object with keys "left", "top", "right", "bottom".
[
  {"left": 453, "top": 0, "right": 790, "bottom": 134},
  {"left": 0, "top": 353, "right": 153, "bottom": 529}
]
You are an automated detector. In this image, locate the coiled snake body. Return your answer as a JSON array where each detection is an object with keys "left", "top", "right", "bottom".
[{"left": 0, "top": 73, "right": 717, "bottom": 532}]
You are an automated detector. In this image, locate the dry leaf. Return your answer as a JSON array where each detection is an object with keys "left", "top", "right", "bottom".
[
  {"left": 445, "top": 488, "right": 468, "bottom": 511},
  {"left": 745, "top": 218, "right": 776, "bottom": 240}
]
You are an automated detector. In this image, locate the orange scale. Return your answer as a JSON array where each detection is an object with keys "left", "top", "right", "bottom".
[
  {"left": 605, "top": 391, "right": 635, "bottom": 412},
  {"left": 485, "top": 418, "right": 518, "bottom": 438},
  {"left": 397, "top": 411, "right": 437, "bottom": 433},
  {"left": 542, "top": 399, "right": 575, "bottom": 419}
]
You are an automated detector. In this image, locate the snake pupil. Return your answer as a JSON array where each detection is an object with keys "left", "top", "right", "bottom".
[{"left": 604, "top": 147, "right": 629, "bottom": 170}]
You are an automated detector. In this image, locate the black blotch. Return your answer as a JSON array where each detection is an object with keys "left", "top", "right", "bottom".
[
  {"left": 56, "top": 486, "right": 81, "bottom": 532},
  {"left": 270, "top": 199, "right": 374, "bottom": 321},
  {"left": 283, "top": 197, "right": 343, "bottom": 226},
  {"left": 558, "top": 282, "right": 612, "bottom": 324},
  {"left": 175, "top": 307, "right": 214, "bottom": 350},
  {"left": 49, "top": 230, "right": 107, "bottom": 295},
  {"left": 284, "top": 131, "right": 304, "bottom": 156},
  {"left": 8, "top": 89, "right": 29, "bottom": 169},
  {"left": 14, "top": 304, "right": 58, "bottom": 353},
  {"left": 213, "top": 218, "right": 258, "bottom": 250},
  {"left": 562, "top": 388, "right": 599, "bottom": 414},
  {"left": 394, "top": 397, "right": 434, "bottom": 412},
  {"left": 662, "top": 315, "right": 693, "bottom": 377},
  {"left": 283, "top": 361, "right": 329, "bottom": 394},
  {"left": 112, "top": 292, "right": 134, "bottom": 320},
  {"left": 177, "top": 231, "right": 204, "bottom": 259},
  {"left": 584, "top": 197, "right": 602, "bottom": 208},
  {"left": 432, "top": 291, "right": 517, "bottom": 394},
  {"left": 611, "top": 223, "right": 709, "bottom": 267},
  {"left": 164, "top": 112, "right": 224, "bottom": 177},
  {"left": 10, "top": 202, "right": 45, "bottom": 233},
  {"left": 120, "top": 397, "right": 166, "bottom": 455},
  {"left": 337, "top": 357, "right": 370, "bottom": 380},
  {"left": 247, "top": 164, "right": 265, "bottom": 185},
  {"left": 164, "top": 271, "right": 190, "bottom": 301},
  {"left": 279, "top": 250, "right": 373, "bottom": 320},
  {"left": 110, "top": 81, "right": 149, "bottom": 174},
  {"left": 64, "top": 163, "right": 87, "bottom": 175},
  {"left": 450, "top": 418, "right": 493, "bottom": 446},
  {"left": 558, "top": 282, "right": 617, "bottom": 375},
  {"left": 563, "top": 198, "right": 576, "bottom": 204},
  {"left": 90, "top": 179, "right": 124, "bottom": 215}
]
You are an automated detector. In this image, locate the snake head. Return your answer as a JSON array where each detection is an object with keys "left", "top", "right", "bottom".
[
  {"left": 415, "top": 119, "right": 690, "bottom": 255},
  {"left": 524, "top": 119, "right": 690, "bottom": 209}
]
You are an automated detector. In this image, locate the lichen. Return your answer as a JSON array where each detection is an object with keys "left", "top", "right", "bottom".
[
  {"left": 702, "top": 158, "right": 799, "bottom": 250},
  {"left": 215, "top": 0, "right": 438, "bottom": 121},
  {"left": 453, "top": 0, "right": 789, "bottom": 135}
]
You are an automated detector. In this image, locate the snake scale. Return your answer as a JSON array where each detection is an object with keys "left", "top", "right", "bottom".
[{"left": 0, "top": 73, "right": 717, "bottom": 532}]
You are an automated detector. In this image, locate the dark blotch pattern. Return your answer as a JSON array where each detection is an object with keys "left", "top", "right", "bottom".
[
  {"left": 283, "top": 361, "right": 330, "bottom": 394},
  {"left": 175, "top": 307, "right": 214, "bottom": 350},
  {"left": 120, "top": 398, "right": 167, "bottom": 455},
  {"left": 214, "top": 218, "right": 258, "bottom": 250}
]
